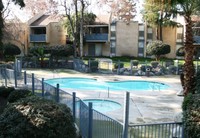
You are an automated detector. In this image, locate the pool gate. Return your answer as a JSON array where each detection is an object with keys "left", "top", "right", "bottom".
[{"left": 0, "top": 65, "right": 189, "bottom": 138}]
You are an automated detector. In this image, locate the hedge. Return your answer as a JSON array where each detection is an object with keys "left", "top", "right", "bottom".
[
  {"left": 0, "top": 96, "right": 76, "bottom": 138},
  {"left": 182, "top": 93, "right": 200, "bottom": 138}
]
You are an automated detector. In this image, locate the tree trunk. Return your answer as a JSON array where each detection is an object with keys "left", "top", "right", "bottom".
[
  {"left": 80, "top": 1, "right": 85, "bottom": 58},
  {"left": 0, "top": 0, "right": 4, "bottom": 60},
  {"left": 74, "top": 0, "right": 78, "bottom": 57},
  {"left": 183, "top": 15, "right": 195, "bottom": 95}
]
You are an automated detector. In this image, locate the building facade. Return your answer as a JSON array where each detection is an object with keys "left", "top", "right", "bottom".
[{"left": 5, "top": 13, "right": 189, "bottom": 59}]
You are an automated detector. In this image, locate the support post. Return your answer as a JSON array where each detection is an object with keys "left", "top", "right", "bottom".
[
  {"left": 72, "top": 92, "right": 76, "bottom": 121},
  {"left": 88, "top": 102, "right": 93, "bottom": 138},
  {"left": 42, "top": 78, "right": 44, "bottom": 97},
  {"left": 56, "top": 84, "right": 59, "bottom": 103},
  {"left": 32, "top": 73, "right": 34, "bottom": 94},
  {"left": 123, "top": 92, "right": 130, "bottom": 138}
]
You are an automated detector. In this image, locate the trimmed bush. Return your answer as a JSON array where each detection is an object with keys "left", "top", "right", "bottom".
[
  {"left": 151, "top": 61, "right": 159, "bottom": 68},
  {"left": 114, "top": 62, "right": 124, "bottom": 69},
  {"left": 0, "top": 86, "right": 14, "bottom": 98},
  {"left": 7, "top": 89, "right": 33, "bottom": 103},
  {"left": 182, "top": 93, "right": 200, "bottom": 138},
  {"left": 131, "top": 60, "right": 139, "bottom": 66},
  {"left": 0, "top": 96, "right": 76, "bottom": 138}
]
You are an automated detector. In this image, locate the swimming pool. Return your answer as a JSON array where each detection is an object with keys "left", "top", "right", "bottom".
[
  {"left": 82, "top": 99, "right": 122, "bottom": 113},
  {"left": 45, "top": 78, "right": 169, "bottom": 91}
]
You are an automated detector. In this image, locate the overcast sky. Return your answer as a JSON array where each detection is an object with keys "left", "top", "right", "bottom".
[{"left": 6, "top": 0, "right": 144, "bottom": 23}]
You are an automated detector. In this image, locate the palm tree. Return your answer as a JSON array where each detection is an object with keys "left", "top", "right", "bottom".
[
  {"left": 0, "top": 0, "right": 25, "bottom": 60},
  {"left": 144, "top": 0, "right": 200, "bottom": 95},
  {"left": 171, "top": 0, "right": 200, "bottom": 95}
]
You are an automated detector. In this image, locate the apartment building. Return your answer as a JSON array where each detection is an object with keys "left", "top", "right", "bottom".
[
  {"left": 7, "top": 13, "right": 200, "bottom": 59},
  {"left": 28, "top": 13, "right": 67, "bottom": 48}
]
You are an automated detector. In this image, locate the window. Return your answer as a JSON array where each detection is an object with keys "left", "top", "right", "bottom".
[
  {"left": 111, "top": 25, "right": 116, "bottom": 31},
  {"left": 147, "top": 33, "right": 153, "bottom": 39},
  {"left": 139, "top": 31, "right": 144, "bottom": 37},
  {"left": 138, "top": 41, "right": 144, "bottom": 48},
  {"left": 110, "top": 41, "right": 116, "bottom": 48}
]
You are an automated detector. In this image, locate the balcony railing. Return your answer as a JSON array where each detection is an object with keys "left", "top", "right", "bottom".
[
  {"left": 30, "top": 34, "right": 46, "bottom": 42},
  {"left": 84, "top": 33, "right": 108, "bottom": 42},
  {"left": 193, "top": 36, "right": 200, "bottom": 44}
]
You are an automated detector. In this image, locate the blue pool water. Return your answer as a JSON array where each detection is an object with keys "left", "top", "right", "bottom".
[
  {"left": 45, "top": 78, "right": 169, "bottom": 91},
  {"left": 82, "top": 99, "right": 122, "bottom": 113}
]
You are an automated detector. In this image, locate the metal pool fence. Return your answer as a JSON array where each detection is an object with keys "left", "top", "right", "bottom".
[
  {"left": 129, "top": 122, "right": 188, "bottom": 138},
  {"left": 0, "top": 67, "right": 124, "bottom": 138},
  {"left": 0, "top": 66, "right": 189, "bottom": 138}
]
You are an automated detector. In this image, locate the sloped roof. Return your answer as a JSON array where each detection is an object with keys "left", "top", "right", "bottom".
[
  {"left": 94, "top": 14, "right": 110, "bottom": 25},
  {"left": 29, "top": 14, "right": 61, "bottom": 26}
]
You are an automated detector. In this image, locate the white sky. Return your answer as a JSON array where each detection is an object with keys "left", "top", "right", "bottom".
[{"left": 6, "top": 0, "right": 144, "bottom": 23}]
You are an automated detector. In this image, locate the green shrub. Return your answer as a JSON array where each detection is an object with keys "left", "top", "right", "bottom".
[
  {"left": 0, "top": 86, "right": 14, "bottom": 98},
  {"left": 7, "top": 89, "right": 33, "bottom": 103},
  {"left": 151, "top": 61, "right": 159, "bottom": 68},
  {"left": 0, "top": 96, "right": 76, "bottom": 138},
  {"left": 182, "top": 94, "right": 200, "bottom": 138},
  {"left": 131, "top": 60, "right": 139, "bottom": 66},
  {"left": 114, "top": 62, "right": 124, "bottom": 69}
]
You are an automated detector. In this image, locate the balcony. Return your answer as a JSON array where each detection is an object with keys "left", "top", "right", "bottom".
[
  {"left": 30, "top": 34, "right": 46, "bottom": 42},
  {"left": 193, "top": 36, "right": 200, "bottom": 45},
  {"left": 85, "top": 33, "right": 108, "bottom": 42}
]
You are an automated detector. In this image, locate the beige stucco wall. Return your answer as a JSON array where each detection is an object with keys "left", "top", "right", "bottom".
[
  {"left": 115, "top": 21, "right": 139, "bottom": 57},
  {"left": 48, "top": 22, "right": 66, "bottom": 46},
  {"left": 162, "top": 27, "right": 177, "bottom": 58}
]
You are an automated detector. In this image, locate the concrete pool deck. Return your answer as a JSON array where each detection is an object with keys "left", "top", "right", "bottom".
[{"left": 24, "top": 69, "right": 184, "bottom": 124}]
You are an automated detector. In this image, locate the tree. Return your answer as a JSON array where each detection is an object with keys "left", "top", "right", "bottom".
[
  {"left": 23, "top": 0, "right": 58, "bottom": 17},
  {"left": 3, "top": 43, "right": 21, "bottom": 57},
  {"left": 146, "top": 40, "right": 171, "bottom": 61},
  {"left": 170, "top": 0, "right": 200, "bottom": 95},
  {"left": 3, "top": 16, "right": 26, "bottom": 55},
  {"left": 0, "top": 0, "right": 25, "bottom": 60},
  {"left": 98, "top": 0, "right": 136, "bottom": 23},
  {"left": 143, "top": 0, "right": 177, "bottom": 40},
  {"left": 63, "top": 12, "right": 96, "bottom": 57}
]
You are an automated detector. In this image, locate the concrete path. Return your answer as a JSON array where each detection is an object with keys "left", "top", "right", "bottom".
[{"left": 24, "top": 69, "right": 184, "bottom": 124}]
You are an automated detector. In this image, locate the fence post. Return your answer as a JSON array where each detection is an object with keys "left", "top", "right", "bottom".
[
  {"left": 88, "top": 102, "right": 93, "bottom": 138},
  {"left": 14, "top": 66, "right": 17, "bottom": 88},
  {"left": 72, "top": 92, "right": 76, "bottom": 121},
  {"left": 32, "top": 73, "right": 35, "bottom": 94},
  {"left": 42, "top": 78, "right": 44, "bottom": 97},
  {"left": 130, "top": 60, "right": 133, "bottom": 75},
  {"left": 24, "top": 71, "right": 27, "bottom": 85},
  {"left": 117, "top": 60, "right": 120, "bottom": 75},
  {"left": 56, "top": 84, "right": 59, "bottom": 103},
  {"left": 123, "top": 92, "right": 130, "bottom": 138},
  {"left": 4, "top": 68, "right": 7, "bottom": 87}
]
